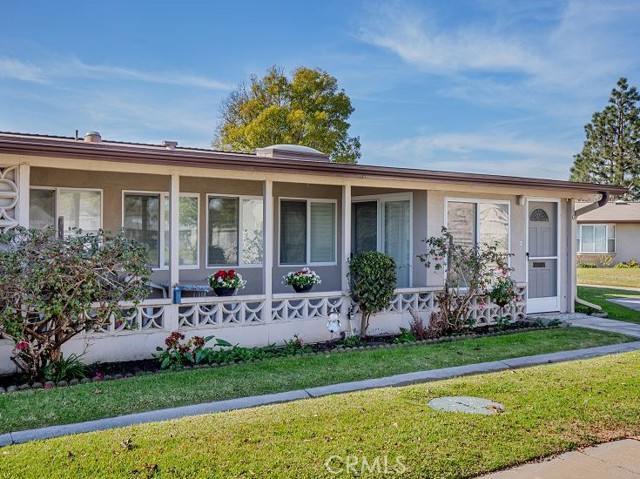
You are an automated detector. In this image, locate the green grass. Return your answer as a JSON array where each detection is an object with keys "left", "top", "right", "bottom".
[
  {"left": 577, "top": 267, "right": 640, "bottom": 288},
  {"left": 2, "top": 351, "right": 640, "bottom": 479},
  {"left": 578, "top": 286, "right": 640, "bottom": 324},
  {"left": 0, "top": 328, "right": 631, "bottom": 435}
]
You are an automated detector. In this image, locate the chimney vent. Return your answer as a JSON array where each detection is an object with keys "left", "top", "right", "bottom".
[
  {"left": 163, "top": 140, "right": 178, "bottom": 150},
  {"left": 84, "top": 131, "right": 102, "bottom": 143}
]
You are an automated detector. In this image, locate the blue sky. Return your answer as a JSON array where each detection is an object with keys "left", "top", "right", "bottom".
[{"left": 1, "top": 0, "right": 639, "bottom": 179}]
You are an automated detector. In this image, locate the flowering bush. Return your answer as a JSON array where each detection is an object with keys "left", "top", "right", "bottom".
[
  {"left": 154, "top": 331, "right": 231, "bottom": 369},
  {"left": 418, "top": 227, "right": 514, "bottom": 334},
  {"left": 0, "top": 227, "right": 150, "bottom": 380},
  {"left": 283, "top": 268, "right": 321, "bottom": 287},
  {"left": 208, "top": 269, "right": 247, "bottom": 289},
  {"left": 489, "top": 274, "right": 518, "bottom": 308}
]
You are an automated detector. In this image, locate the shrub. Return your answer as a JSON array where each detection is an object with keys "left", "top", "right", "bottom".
[
  {"left": 407, "top": 309, "right": 430, "bottom": 340},
  {"left": 418, "top": 227, "right": 514, "bottom": 334},
  {"left": 393, "top": 328, "right": 417, "bottom": 344},
  {"left": 615, "top": 259, "right": 640, "bottom": 268},
  {"left": 578, "top": 262, "right": 598, "bottom": 268},
  {"left": 43, "top": 353, "right": 86, "bottom": 383},
  {"left": 0, "top": 228, "right": 151, "bottom": 380},
  {"left": 348, "top": 251, "right": 397, "bottom": 338},
  {"left": 155, "top": 332, "right": 232, "bottom": 370}
]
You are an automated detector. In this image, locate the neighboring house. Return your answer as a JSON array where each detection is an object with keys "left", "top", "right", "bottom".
[
  {"left": 576, "top": 201, "right": 640, "bottom": 266},
  {"left": 0, "top": 132, "right": 627, "bottom": 372}
]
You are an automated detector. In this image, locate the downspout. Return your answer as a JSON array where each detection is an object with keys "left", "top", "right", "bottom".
[
  {"left": 572, "top": 191, "right": 609, "bottom": 219},
  {"left": 572, "top": 191, "right": 610, "bottom": 312}
]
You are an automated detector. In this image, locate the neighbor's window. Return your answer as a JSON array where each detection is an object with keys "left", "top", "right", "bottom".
[
  {"left": 124, "top": 192, "right": 199, "bottom": 269},
  {"left": 280, "top": 199, "right": 336, "bottom": 265},
  {"left": 29, "top": 188, "right": 102, "bottom": 234},
  {"left": 579, "top": 224, "right": 615, "bottom": 253},
  {"left": 207, "top": 196, "right": 263, "bottom": 267},
  {"left": 447, "top": 200, "right": 509, "bottom": 251}
]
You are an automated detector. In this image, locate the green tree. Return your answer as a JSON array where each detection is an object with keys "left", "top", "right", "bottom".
[
  {"left": 570, "top": 77, "right": 640, "bottom": 199},
  {"left": 213, "top": 66, "right": 361, "bottom": 164}
]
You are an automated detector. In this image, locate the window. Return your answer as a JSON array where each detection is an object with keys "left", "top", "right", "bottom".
[
  {"left": 351, "top": 195, "right": 412, "bottom": 288},
  {"left": 280, "top": 199, "right": 336, "bottom": 265},
  {"left": 447, "top": 200, "right": 509, "bottom": 251},
  {"left": 579, "top": 224, "right": 615, "bottom": 253},
  {"left": 207, "top": 195, "right": 263, "bottom": 267},
  {"left": 123, "top": 192, "right": 199, "bottom": 269},
  {"left": 29, "top": 188, "right": 102, "bottom": 234}
]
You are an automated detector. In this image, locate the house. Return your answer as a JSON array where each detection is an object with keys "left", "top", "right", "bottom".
[
  {"left": 0, "top": 131, "right": 627, "bottom": 372},
  {"left": 576, "top": 200, "right": 640, "bottom": 266}
]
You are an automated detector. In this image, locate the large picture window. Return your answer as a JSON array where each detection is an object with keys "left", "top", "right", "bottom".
[
  {"left": 447, "top": 200, "right": 509, "bottom": 251},
  {"left": 578, "top": 224, "right": 615, "bottom": 253},
  {"left": 30, "top": 188, "right": 102, "bottom": 235},
  {"left": 280, "top": 199, "right": 336, "bottom": 266},
  {"left": 123, "top": 192, "right": 199, "bottom": 269},
  {"left": 207, "top": 195, "right": 263, "bottom": 267}
]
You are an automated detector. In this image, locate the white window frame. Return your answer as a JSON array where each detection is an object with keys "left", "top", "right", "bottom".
[
  {"left": 30, "top": 186, "right": 104, "bottom": 233},
  {"left": 578, "top": 223, "right": 616, "bottom": 253},
  {"left": 122, "top": 190, "right": 200, "bottom": 271},
  {"left": 444, "top": 197, "right": 511, "bottom": 253},
  {"left": 206, "top": 193, "right": 264, "bottom": 268},
  {"left": 278, "top": 197, "right": 338, "bottom": 267},
  {"left": 351, "top": 192, "right": 413, "bottom": 287}
]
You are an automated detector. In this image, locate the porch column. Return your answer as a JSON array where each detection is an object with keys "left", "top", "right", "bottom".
[
  {"left": 167, "top": 173, "right": 180, "bottom": 330},
  {"left": 17, "top": 163, "right": 30, "bottom": 228},
  {"left": 567, "top": 199, "right": 577, "bottom": 313},
  {"left": 341, "top": 183, "right": 352, "bottom": 292},
  {"left": 263, "top": 180, "right": 274, "bottom": 323}
]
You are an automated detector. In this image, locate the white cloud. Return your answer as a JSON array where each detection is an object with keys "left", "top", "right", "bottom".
[
  {"left": 0, "top": 55, "right": 232, "bottom": 91},
  {"left": 364, "top": 131, "right": 576, "bottom": 179},
  {"left": 359, "top": 4, "right": 545, "bottom": 75},
  {"left": 0, "top": 57, "right": 47, "bottom": 83}
]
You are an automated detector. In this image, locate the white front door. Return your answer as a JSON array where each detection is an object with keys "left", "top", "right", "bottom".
[{"left": 527, "top": 201, "right": 560, "bottom": 313}]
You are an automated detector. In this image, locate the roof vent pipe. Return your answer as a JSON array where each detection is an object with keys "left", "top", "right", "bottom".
[
  {"left": 163, "top": 140, "right": 178, "bottom": 150},
  {"left": 573, "top": 191, "right": 610, "bottom": 219},
  {"left": 84, "top": 131, "right": 102, "bottom": 143}
]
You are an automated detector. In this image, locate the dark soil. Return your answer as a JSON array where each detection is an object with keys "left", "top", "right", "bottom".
[{"left": 0, "top": 320, "right": 549, "bottom": 388}]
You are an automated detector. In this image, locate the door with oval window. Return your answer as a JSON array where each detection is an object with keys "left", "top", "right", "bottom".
[{"left": 526, "top": 201, "right": 559, "bottom": 313}]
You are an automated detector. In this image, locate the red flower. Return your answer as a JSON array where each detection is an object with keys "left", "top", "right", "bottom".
[
  {"left": 227, "top": 269, "right": 236, "bottom": 278},
  {"left": 16, "top": 341, "right": 29, "bottom": 351}
]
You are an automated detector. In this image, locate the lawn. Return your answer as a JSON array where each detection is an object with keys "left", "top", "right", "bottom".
[
  {"left": 578, "top": 285, "right": 640, "bottom": 324},
  {"left": 0, "top": 328, "right": 631, "bottom": 435},
  {"left": 577, "top": 267, "right": 640, "bottom": 288},
  {"left": 2, "top": 351, "right": 640, "bottom": 479}
]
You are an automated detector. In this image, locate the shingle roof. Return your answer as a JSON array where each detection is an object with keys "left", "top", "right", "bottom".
[{"left": 576, "top": 201, "right": 640, "bottom": 223}]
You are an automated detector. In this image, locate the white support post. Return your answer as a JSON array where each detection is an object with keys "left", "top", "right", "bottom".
[
  {"left": 341, "top": 183, "right": 352, "bottom": 292},
  {"left": 568, "top": 199, "right": 577, "bottom": 313},
  {"left": 17, "top": 164, "right": 30, "bottom": 228},
  {"left": 167, "top": 173, "right": 180, "bottom": 330},
  {"left": 263, "top": 180, "right": 274, "bottom": 323}
]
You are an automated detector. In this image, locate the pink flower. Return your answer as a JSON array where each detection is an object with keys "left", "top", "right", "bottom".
[{"left": 16, "top": 341, "right": 29, "bottom": 351}]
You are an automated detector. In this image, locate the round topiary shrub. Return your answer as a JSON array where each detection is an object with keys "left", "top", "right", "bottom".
[{"left": 348, "top": 251, "right": 397, "bottom": 337}]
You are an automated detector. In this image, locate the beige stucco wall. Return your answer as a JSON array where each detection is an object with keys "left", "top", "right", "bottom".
[
  {"left": 577, "top": 223, "right": 640, "bottom": 266},
  {"left": 26, "top": 161, "right": 574, "bottom": 312}
]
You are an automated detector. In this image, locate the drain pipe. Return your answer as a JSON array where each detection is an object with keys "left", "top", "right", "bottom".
[
  {"left": 572, "top": 191, "right": 610, "bottom": 312},
  {"left": 573, "top": 191, "right": 609, "bottom": 219}
]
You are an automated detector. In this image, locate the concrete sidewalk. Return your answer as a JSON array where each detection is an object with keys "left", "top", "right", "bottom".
[
  {"left": 1, "top": 339, "right": 639, "bottom": 447},
  {"left": 477, "top": 438, "right": 640, "bottom": 478}
]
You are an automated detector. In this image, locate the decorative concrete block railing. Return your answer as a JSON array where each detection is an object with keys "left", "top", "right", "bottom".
[
  {"left": 98, "top": 283, "right": 527, "bottom": 333},
  {"left": 271, "top": 291, "right": 348, "bottom": 322},
  {"left": 178, "top": 295, "right": 267, "bottom": 327}
]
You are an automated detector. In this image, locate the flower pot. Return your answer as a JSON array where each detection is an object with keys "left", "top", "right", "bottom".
[
  {"left": 213, "top": 287, "right": 236, "bottom": 297},
  {"left": 292, "top": 284, "right": 314, "bottom": 293}
]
